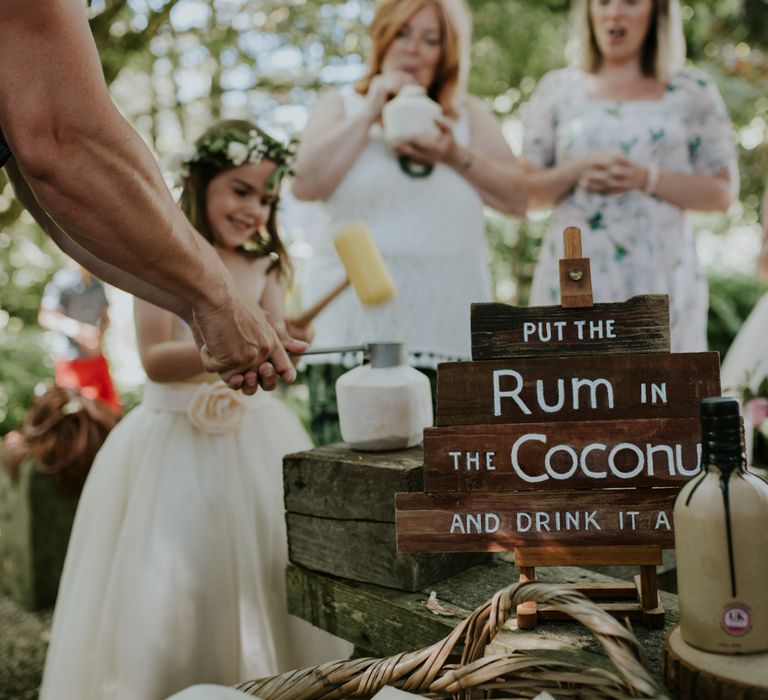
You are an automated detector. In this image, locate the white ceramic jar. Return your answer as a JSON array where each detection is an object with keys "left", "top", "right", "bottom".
[
  {"left": 382, "top": 85, "right": 442, "bottom": 145},
  {"left": 336, "top": 342, "right": 433, "bottom": 451}
]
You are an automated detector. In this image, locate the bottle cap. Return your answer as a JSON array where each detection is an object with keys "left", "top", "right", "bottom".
[
  {"left": 368, "top": 342, "right": 407, "bottom": 368},
  {"left": 700, "top": 397, "right": 744, "bottom": 474}
]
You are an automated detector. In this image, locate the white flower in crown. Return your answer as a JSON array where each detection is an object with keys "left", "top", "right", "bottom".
[
  {"left": 227, "top": 141, "right": 250, "bottom": 166},
  {"left": 186, "top": 382, "right": 247, "bottom": 434},
  {"left": 248, "top": 130, "right": 264, "bottom": 148},
  {"left": 246, "top": 132, "right": 266, "bottom": 164}
]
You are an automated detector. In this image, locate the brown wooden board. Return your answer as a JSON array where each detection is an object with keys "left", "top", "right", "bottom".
[
  {"left": 283, "top": 444, "right": 487, "bottom": 591},
  {"left": 285, "top": 558, "right": 680, "bottom": 670},
  {"left": 471, "top": 295, "right": 670, "bottom": 360},
  {"left": 436, "top": 352, "right": 720, "bottom": 427},
  {"left": 286, "top": 512, "right": 486, "bottom": 592},
  {"left": 514, "top": 545, "right": 662, "bottom": 567},
  {"left": 422, "top": 417, "right": 700, "bottom": 492},
  {"left": 395, "top": 489, "right": 678, "bottom": 552},
  {"left": 283, "top": 444, "right": 424, "bottom": 522}
]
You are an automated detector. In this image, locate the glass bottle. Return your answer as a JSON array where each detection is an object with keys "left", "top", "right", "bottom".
[{"left": 674, "top": 396, "right": 768, "bottom": 653}]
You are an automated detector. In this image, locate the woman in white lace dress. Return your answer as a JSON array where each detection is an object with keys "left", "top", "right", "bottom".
[
  {"left": 292, "top": 0, "right": 526, "bottom": 443},
  {"left": 524, "top": 0, "right": 738, "bottom": 352}
]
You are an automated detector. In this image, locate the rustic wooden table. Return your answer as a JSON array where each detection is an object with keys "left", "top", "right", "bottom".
[
  {"left": 286, "top": 557, "right": 679, "bottom": 679},
  {"left": 284, "top": 446, "right": 679, "bottom": 681}
]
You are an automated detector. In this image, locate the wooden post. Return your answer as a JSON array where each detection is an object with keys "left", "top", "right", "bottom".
[
  {"left": 559, "top": 226, "right": 593, "bottom": 308},
  {"left": 517, "top": 565, "right": 538, "bottom": 629}
]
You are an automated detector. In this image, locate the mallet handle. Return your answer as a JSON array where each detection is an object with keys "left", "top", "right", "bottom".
[{"left": 292, "top": 277, "right": 350, "bottom": 327}]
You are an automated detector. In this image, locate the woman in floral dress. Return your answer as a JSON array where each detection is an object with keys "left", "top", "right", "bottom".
[{"left": 524, "top": 0, "right": 738, "bottom": 351}]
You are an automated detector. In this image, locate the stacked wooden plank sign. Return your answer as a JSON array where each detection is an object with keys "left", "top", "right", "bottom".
[{"left": 395, "top": 227, "right": 721, "bottom": 628}]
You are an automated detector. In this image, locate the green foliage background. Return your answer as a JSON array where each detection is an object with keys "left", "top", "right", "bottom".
[{"left": 1, "top": 0, "right": 767, "bottom": 433}]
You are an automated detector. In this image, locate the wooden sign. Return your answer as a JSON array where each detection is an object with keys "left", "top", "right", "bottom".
[
  {"left": 422, "top": 417, "right": 700, "bottom": 492},
  {"left": 436, "top": 352, "right": 720, "bottom": 427},
  {"left": 394, "top": 228, "right": 721, "bottom": 628},
  {"left": 395, "top": 488, "right": 678, "bottom": 552},
  {"left": 471, "top": 295, "right": 670, "bottom": 360}
]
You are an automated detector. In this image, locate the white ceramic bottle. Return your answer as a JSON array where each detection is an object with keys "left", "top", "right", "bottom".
[
  {"left": 381, "top": 85, "right": 442, "bottom": 145},
  {"left": 674, "top": 396, "right": 768, "bottom": 653},
  {"left": 336, "top": 342, "right": 433, "bottom": 451}
]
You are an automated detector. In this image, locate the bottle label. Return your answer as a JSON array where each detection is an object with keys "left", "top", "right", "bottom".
[{"left": 721, "top": 604, "right": 752, "bottom": 636}]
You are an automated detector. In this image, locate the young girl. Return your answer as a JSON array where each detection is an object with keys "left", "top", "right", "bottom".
[{"left": 40, "top": 120, "right": 351, "bottom": 699}]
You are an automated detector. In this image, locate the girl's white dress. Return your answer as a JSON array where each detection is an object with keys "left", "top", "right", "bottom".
[
  {"left": 40, "top": 377, "right": 351, "bottom": 700},
  {"left": 523, "top": 68, "right": 738, "bottom": 352}
]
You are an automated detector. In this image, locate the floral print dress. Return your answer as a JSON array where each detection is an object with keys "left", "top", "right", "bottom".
[{"left": 523, "top": 67, "right": 737, "bottom": 352}]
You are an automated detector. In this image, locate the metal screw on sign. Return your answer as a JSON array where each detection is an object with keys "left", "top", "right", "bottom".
[{"left": 559, "top": 226, "right": 593, "bottom": 308}]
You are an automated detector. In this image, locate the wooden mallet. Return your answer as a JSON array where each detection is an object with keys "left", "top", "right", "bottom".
[{"left": 292, "top": 221, "right": 396, "bottom": 327}]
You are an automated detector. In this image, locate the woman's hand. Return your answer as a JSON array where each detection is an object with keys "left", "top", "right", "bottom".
[
  {"left": 284, "top": 317, "right": 316, "bottom": 346},
  {"left": 579, "top": 151, "right": 649, "bottom": 195},
  {"left": 365, "top": 71, "right": 413, "bottom": 123},
  {"left": 393, "top": 116, "right": 456, "bottom": 166}
]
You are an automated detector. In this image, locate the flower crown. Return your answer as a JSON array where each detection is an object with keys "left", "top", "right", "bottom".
[{"left": 182, "top": 128, "right": 298, "bottom": 189}]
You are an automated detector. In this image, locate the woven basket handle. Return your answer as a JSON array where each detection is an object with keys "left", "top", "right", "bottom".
[
  {"left": 460, "top": 581, "right": 666, "bottom": 699},
  {"left": 237, "top": 581, "right": 668, "bottom": 700}
]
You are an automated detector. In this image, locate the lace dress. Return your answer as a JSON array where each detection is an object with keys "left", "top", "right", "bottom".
[
  {"left": 302, "top": 89, "right": 492, "bottom": 369},
  {"left": 40, "top": 340, "right": 351, "bottom": 699},
  {"left": 523, "top": 68, "right": 737, "bottom": 352}
]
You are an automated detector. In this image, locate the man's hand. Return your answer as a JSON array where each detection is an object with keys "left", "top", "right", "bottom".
[{"left": 191, "top": 295, "right": 307, "bottom": 395}]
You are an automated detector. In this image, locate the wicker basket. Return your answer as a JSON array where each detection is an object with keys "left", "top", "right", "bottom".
[{"left": 236, "top": 581, "right": 670, "bottom": 699}]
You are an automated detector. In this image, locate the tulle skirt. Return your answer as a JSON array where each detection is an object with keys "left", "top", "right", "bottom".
[{"left": 40, "top": 380, "right": 351, "bottom": 700}]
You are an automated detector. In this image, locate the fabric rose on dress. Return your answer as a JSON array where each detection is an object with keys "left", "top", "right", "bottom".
[{"left": 186, "top": 383, "right": 247, "bottom": 435}]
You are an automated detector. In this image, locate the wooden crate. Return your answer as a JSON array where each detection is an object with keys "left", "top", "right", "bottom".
[{"left": 284, "top": 445, "right": 486, "bottom": 591}]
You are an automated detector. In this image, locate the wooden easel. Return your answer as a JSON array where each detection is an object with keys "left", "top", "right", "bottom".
[
  {"left": 515, "top": 545, "right": 665, "bottom": 629},
  {"left": 515, "top": 226, "right": 664, "bottom": 630}
]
